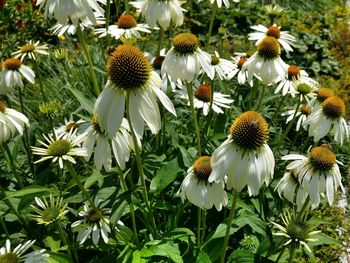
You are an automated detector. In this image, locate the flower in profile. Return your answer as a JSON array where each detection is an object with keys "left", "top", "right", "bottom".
[
  {"left": 249, "top": 24, "right": 296, "bottom": 53},
  {"left": 275, "top": 171, "right": 309, "bottom": 209},
  {"left": 161, "top": 33, "right": 214, "bottom": 82},
  {"left": 0, "top": 101, "right": 29, "bottom": 142},
  {"left": 71, "top": 199, "right": 121, "bottom": 245},
  {"left": 209, "top": 111, "right": 274, "bottom": 196},
  {"left": 54, "top": 117, "right": 84, "bottom": 139},
  {"left": 0, "top": 58, "right": 35, "bottom": 90},
  {"left": 36, "top": 0, "right": 105, "bottom": 26},
  {"left": 53, "top": 48, "right": 69, "bottom": 60},
  {"left": 31, "top": 130, "right": 87, "bottom": 169},
  {"left": 178, "top": 156, "right": 228, "bottom": 211},
  {"left": 196, "top": 0, "right": 239, "bottom": 8},
  {"left": 309, "top": 87, "right": 334, "bottom": 111},
  {"left": 272, "top": 212, "right": 320, "bottom": 253},
  {"left": 31, "top": 194, "right": 68, "bottom": 225},
  {"left": 130, "top": 0, "right": 184, "bottom": 30},
  {"left": 11, "top": 40, "right": 49, "bottom": 61},
  {"left": 281, "top": 104, "right": 311, "bottom": 131},
  {"left": 175, "top": 82, "right": 233, "bottom": 116},
  {"left": 275, "top": 65, "right": 318, "bottom": 97},
  {"left": 265, "top": 4, "right": 284, "bottom": 17},
  {"left": 303, "top": 96, "right": 348, "bottom": 144},
  {"left": 282, "top": 145, "right": 345, "bottom": 206},
  {"left": 242, "top": 36, "right": 287, "bottom": 85},
  {"left": 0, "top": 239, "right": 49, "bottom": 263},
  {"left": 94, "top": 44, "right": 176, "bottom": 139},
  {"left": 230, "top": 51, "right": 254, "bottom": 85},
  {"left": 82, "top": 115, "right": 133, "bottom": 171},
  {"left": 210, "top": 51, "right": 237, "bottom": 80},
  {"left": 94, "top": 14, "right": 151, "bottom": 43}
]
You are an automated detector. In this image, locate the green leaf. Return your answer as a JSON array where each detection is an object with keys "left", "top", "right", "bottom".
[
  {"left": 195, "top": 250, "right": 211, "bottom": 263},
  {"left": 132, "top": 250, "right": 147, "bottom": 263},
  {"left": 66, "top": 86, "right": 94, "bottom": 113},
  {"left": 150, "top": 158, "right": 181, "bottom": 193},
  {"left": 310, "top": 232, "right": 341, "bottom": 246},
  {"left": 84, "top": 169, "right": 104, "bottom": 189},
  {"left": 146, "top": 242, "right": 183, "bottom": 263},
  {"left": 47, "top": 252, "right": 71, "bottom": 263},
  {"left": 4, "top": 186, "right": 55, "bottom": 199}
]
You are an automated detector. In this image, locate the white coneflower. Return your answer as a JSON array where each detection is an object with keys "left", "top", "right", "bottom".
[
  {"left": 249, "top": 24, "right": 296, "bottom": 53},
  {"left": 293, "top": 80, "right": 317, "bottom": 105},
  {"left": 0, "top": 58, "right": 35, "bottom": 90},
  {"left": 11, "top": 40, "right": 49, "bottom": 61},
  {"left": 94, "top": 14, "right": 151, "bottom": 43},
  {"left": 175, "top": 82, "right": 233, "bottom": 116},
  {"left": 71, "top": 199, "right": 122, "bottom": 245},
  {"left": 0, "top": 101, "right": 29, "bottom": 142},
  {"left": 196, "top": 0, "right": 239, "bottom": 8},
  {"left": 242, "top": 36, "right": 287, "bottom": 85},
  {"left": 31, "top": 130, "right": 87, "bottom": 169},
  {"left": 55, "top": 117, "right": 84, "bottom": 139},
  {"left": 272, "top": 212, "right": 320, "bottom": 254},
  {"left": 281, "top": 104, "right": 311, "bottom": 131},
  {"left": 304, "top": 96, "right": 348, "bottom": 144},
  {"left": 309, "top": 87, "right": 334, "bottom": 111},
  {"left": 178, "top": 156, "right": 228, "bottom": 211},
  {"left": 94, "top": 44, "right": 176, "bottom": 139},
  {"left": 82, "top": 115, "right": 133, "bottom": 171},
  {"left": 210, "top": 51, "right": 237, "bottom": 80},
  {"left": 31, "top": 194, "right": 68, "bottom": 225},
  {"left": 36, "top": 0, "right": 105, "bottom": 26},
  {"left": 209, "top": 111, "right": 275, "bottom": 196},
  {"left": 282, "top": 145, "right": 345, "bottom": 206},
  {"left": 130, "top": 0, "right": 184, "bottom": 30},
  {"left": 264, "top": 4, "right": 284, "bottom": 16},
  {"left": 275, "top": 171, "right": 309, "bottom": 209},
  {"left": 0, "top": 239, "right": 49, "bottom": 263},
  {"left": 275, "top": 65, "right": 318, "bottom": 97},
  {"left": 161, "top": 33, "right": 214, "bottom": 82},
  {"left": 230, "top": 51, "right": 254, "bottom": 85}
]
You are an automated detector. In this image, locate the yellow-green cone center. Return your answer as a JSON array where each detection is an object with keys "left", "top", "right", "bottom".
[
  {"left": 322, "top": 96, "right": 345, "bottom": 119},
  {"left": 20, "top": 44, "right": 35, "bottom": 53},
  {"left": 47, "top": 140, "right": 71, "bottom": 156},
  {"left": 297, "top": 83, "right": 312, "bottom": 95},
  {"left": 0, "top": 102, "right": 6, "bottom": 113},
  {"left": 117, "top": 15, "right": 137, "bottom": 29},
  {"left": 107, "top": 44, "right": 150, "bottom": 90},
  {"left": 4, "top": 58, "right": 21, "bottom": 71},
  {"left": 288, "top": 65, "right": 301, "bottom": 80},
  {"left": 286, "top": 220, "right": 309, "bottom": 243},
  {"left": 0, "top": 252, "right": 18, "bottom": 263},
  {"left": 87, "top": 208, "right": 102, "bottom": 224},
  {"left": 193, "top": 156, "right": 212, "bottom": 180},
  {"left": 317, "top": 88, "right": 333, "bottom": 103},
  {"left": 266, "top": 26, "right": 281, "bottom": 38},
  {"left": 211, "top": 55, "right": 220, "bottom": 65},
  {"left": 153, "top": 55, "right": 165, "bottom": 70},
  {"left": 309, "top": 145, "right": 336, "bottom": 171},
  {"left": 41, "top": 207, "right": 60, "bottom": 223},
  {"left": 194, "top": 83, "right": 211, "bottom": 102},
  {"left": 230, "top": 111, "right": 269, "bottom": 150},
  {"left": 257, "top": 36, "right": 280, "bottom": 60},
  {"left": 173, "top": 33, "right": 199, "bottom": 55}
]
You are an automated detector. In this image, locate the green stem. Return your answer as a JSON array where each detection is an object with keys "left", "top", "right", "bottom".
[
  {"left": 289, "top": 128, "right": 302, "bottom": 152},
  {"left": 249, "top": 80, "right": 258, "bottom": 110},
  {"left": 196, "top": 207, "right": 202, "bottom": 247},
  {"left": 186, "top": 82, "right": 202, "bottom": 156},
  {"left": 220, "top": 190, "right": 239, "bottom": 263},
  {"left": 57, "top": 222, "right": 77, "bottom": 263},
  {"left": 17, "top": 87, "right": 35, "bottom": 177},
  {"left": 157, "top": 27, "right": 165, "bottom": 56},
  {"left": 125, "top": 92, "right": 159, "bottom": 239},
  {"left": 296, "top": 196, "right": 310, "bottom": 221},
  {"left": 124, "top": 0, "right": 129, "bottom": 13},
  {"left": 1, "top": 143, "right": 24, "bottom": 188},
  {"left": 278, "top": 98, "right": 301, "bottom": 145},
  {"left": 0, "top": 216, "right": 9, "bottom": 239},
  {"left": 256, "top": 84, "right": 267, "bottom": 111},
  {"left": 206, "top": 2, "right": 217, "bottom": 49},
  {"left": 288, "top": 246, "right": 296, "bottom": 263},
  {"left": 200, "top": 209, "right": 207, "bottom": 246},
  {"left": 77, "top": 26, "right": 100, "bottom": 97},
  {"left": 271, "top": 95, "right": 287, "bottom": 124},
  {"left": 119, "top": 171, "right": 140, "bottom": 247}
]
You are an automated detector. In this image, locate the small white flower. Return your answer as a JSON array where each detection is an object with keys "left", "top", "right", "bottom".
[
  {"left": 196, "top": 0, "right": 239, "bottom": 8},
  {"left": 210, "top": 51, "right": 237, "bottom": 80},
  {"left": 178, "top": 156, "right": 228, "bottom": 211},
  {"left": 230, "top": 52, "right": 253, "bottom": 85},
  {"left": 282, "top": 145, "right": 345, "bottom": 207},
  {"left": 161, "top": 33, "right": 214, "bottom": 82},
  {"left": 11, "top": 40, "right": 49, "bottom": 61},
  {"left": 0, "top": 101, "right": 29, "bottom": 142},
  {"left": 130, "top": 0, "right": 185, "bottom": 30},
  {"left": 31, "top": 130, "right": 88, "bottom": 169},
  {"left": 175, "top": 81, "right": 233, "bottom": 116},
  {"left": 54, "top": 117, "right": 85, "bottom": 139},
  {"left": 0, "top": 58, "right": 35, "bottom": 91},
  {"left": 249, "top": 24, "right": 296, "bottom": 53},
  {"left": 281, "top": 104, "right": 311, "bottom": 131},
  {"left": 0, "top": 239, "right": 49, "bottom": 263}
]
